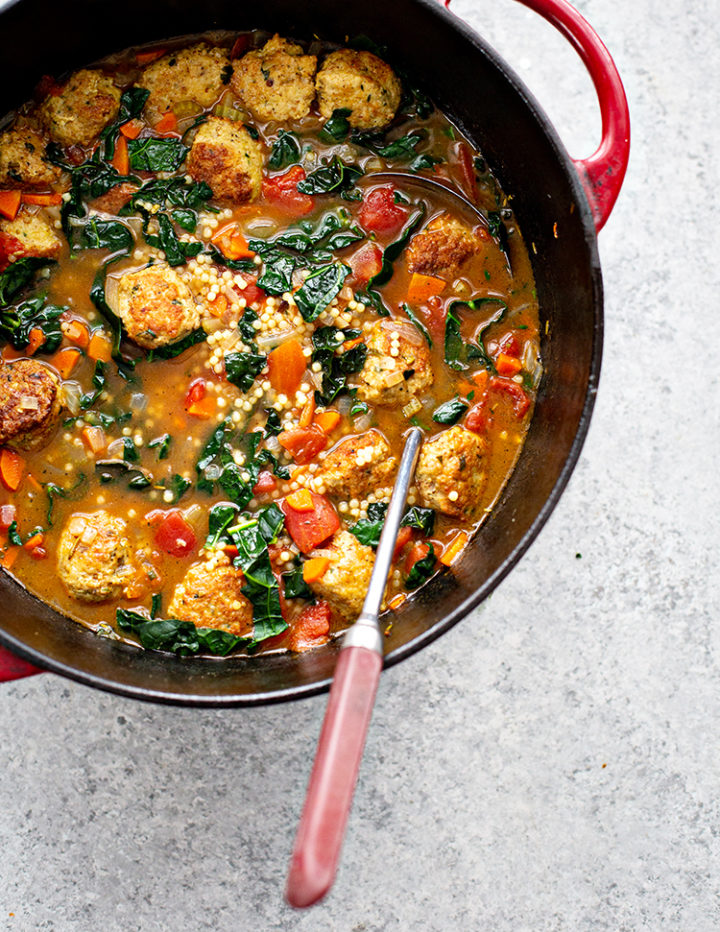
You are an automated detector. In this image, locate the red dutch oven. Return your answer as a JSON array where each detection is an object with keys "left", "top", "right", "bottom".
[{"left": 0, "top": 0, "right": 629, "bottom": 703}]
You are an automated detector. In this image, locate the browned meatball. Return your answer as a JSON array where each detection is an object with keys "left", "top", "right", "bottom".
[
  {"left": 307, "top": 530, "right": 375, "bottom": 620},
  {"left": 316, "top": 429, "right": 397, "bottom": 499},
  {"left": 57, "top": 511, "right": 132, "bottom": 603},
  {"left": 0, "top": 210, "right": 63, "bottom": 261},
  {"left": 415, "top": 425, "right": 487, "bottom": 520},
  {"left": 0, "top": 124, "right": 61, "bottom": 187},
  {"left": 168, "top": 559, "right": 253, "bottom": 637},
  {"left": 137, "top": 43, "right": 231, "bottom": 116},
  {"left": 316, "top": 49, "right": 401, "bottom": 129},
  {"left": 353, "top": 319, "right": 433, "bottom": 407},
  {"left": 231, "top": 35, "right": 317, "bottom": 121},
  {"left": 406, "top": 213, "right": 486, "bottom": 280},
  {"left": 186, "top": 116, "right": 262, "bottom": 202},
  {"left": 0, "top": 359, "right": 63, "bottom": 451},
  {"left": 40, "top": 69, "right": 121, "bottom": 146},
  {"left": 116, "top": 264, "right": 200, "bottom": 349}
]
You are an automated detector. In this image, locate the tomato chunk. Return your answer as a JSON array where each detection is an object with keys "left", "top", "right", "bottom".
[
  {"left": 489, "top": 377, "right": 531, "bottom": 417},
  {"left": 359, "top": 186, "right": 407, "bottom": 235},
  {"left": 185, "top": 378, "right": 206, "bottom": 408},
  {"left": 278, "top": 426, "right": 328, "bottom": 465},
  {"left": 289, "top": 601, "right": 332, "bottom": 653},
  {"left": 348, "top": 241, "right": 383, "bottom": 286},
  {"left": 404, "top": 541, "right": 432, "bottom": 575},
  {"left": 262, "top": 165, "right": 315, "bottom": 217},
  {"left": 253, "top": 470, "right": 277, "bottom": 494},
  {"left": 393, "top": 525, "right": 413, "bottom": 562},
  {"left": 281, "top": 491, "right": 340, "bottom": 554},
  {"left": 0, "top": 233, "right": 26, "bottom": 272},
  {"left": 147, "top": 509, "right": 197, "bottom": 557}
]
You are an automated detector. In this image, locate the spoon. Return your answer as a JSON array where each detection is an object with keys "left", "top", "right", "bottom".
[{"left": 286, "top": 426, "right": 424, "bottom": 909}]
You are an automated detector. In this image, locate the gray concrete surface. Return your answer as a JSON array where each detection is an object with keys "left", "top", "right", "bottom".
[{"left": 2, "top": 1, "right": 719, "bottom": 929}]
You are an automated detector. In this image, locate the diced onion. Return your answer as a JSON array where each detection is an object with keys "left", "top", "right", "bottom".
[
  {"left": 18, "top": 394, "right": 40, "bottom": 411},
  {"left": 106, "top": 439, "right": 126, "bottom": 459},
  {"left": 383, "top": 319, "right": 422, "bottom": 346},
  {"left": 104, "top": 276, "right": 119, "bottom": 313},
  {"left": 130, "top": 392, "right": 147, "bottom": 412},
  {"left": 402, "top": 397, "right": 423, "bottom": 419},
  {"left": 522, "top": 340, "right": 543, "bottom": 389},
  {"left": 63, "top": 381, "right": 83, "bottom": 415},
  {"left": 205, "top": 464, "right": 222, "bottom": 480},
  {"left": 336, "top": 395, "right": 352, "bottom": 416},
  {"left": 310, "top": 370, "right": 324, "bottom": 390},
  {"left": 265, "top": 434, "right": 281, "bottom": 454},
  {"left": 353, "top": 413, "right": 373, "bottom": 432},
  {"left": 183, "top": 503, "right": 204, "bottom": 527},
  {"left": 245, "top": 216, "right": 279, "bottom": 238},
  {"left": 80, "top": 525, "right": 98, "bottom": 545}
]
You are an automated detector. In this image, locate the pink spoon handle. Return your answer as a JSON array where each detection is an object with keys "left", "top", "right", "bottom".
[{"left": 286, "top": 643, "right": 383, "bottom": 908}]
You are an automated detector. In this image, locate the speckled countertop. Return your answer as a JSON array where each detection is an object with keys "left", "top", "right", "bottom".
[{"left": 1, "top": 1, "right": 719, "bottom": 929}]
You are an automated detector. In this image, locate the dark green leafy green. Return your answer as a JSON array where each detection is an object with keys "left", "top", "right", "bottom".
[
  {"left": 282, "top": 567, "right": 315, "bottom": 602},
  {"left": 256, "top": 251, "right": 296, "bottom": 295},
  {"left": 0, "top": 296, "right": 64, "bottom": 352},
  {"left": 320, "top": 108, "right": 352, "bottom": 143},
  {"left": 444, "top": 297, "right": 508, "bottom": 372},
  {"left": 296, "top": 156, "right": 363, "bottom": 197},
  {"left": 117, "top": 608, "right": 248, "bottom": 655},
  {"left": 78, "top": 218, "right": 134, "bottom": 254},
  {"left": 432, "top": 397, "right": 468, "bottom": 425},
  {"left": 205, "top": 502, "right": 240, "bottom": 549},
  {"left": 294, "top": 262, "right": 350, "bottom": 322},
  {"left": 148, "top": 433, "right": 171, "bottom": 459},
  {"left": 80, "top": 361, "right": 107, "bottom": 410},
  {"left": 401, "top": 506, "right": 435, "bottom": 535},
  {"left": 143, "top": 212, "right": 203, "bottom": 266},
  {"left": 127, "top": 137, "right": 188, "bottom": 172},
  {"left": 151, "top": 593, "right": 162, "bottom": 618},
  {"left": 7, "top": 521, "right": 22, "bottom": 547},
  {"left": 44, "top": 473, "right": 87, "bottom": 526},
  {"left": 349, "top": 502, "right": 388, "bottom": 548},
  {"left": 120, "top": 176, "right": 214, "bottom": 213},
  {"left": 146, "top": 328, "right": 207, "bottom": 361},
  {"left": 0, "top": 258, "right": 55, "bottom": 308},
  {"left": 100, "top": 87, "right": 150, "bottom": 160},
  {"left": 224, "top": 351, "right": 267, "bottom": 392},
  {"left": 311, "top": 326, "right": 367, "bottom": 405},
  {"left": 268, "top": 130, "right": 301, "bottom": 170},
  {"left": 401, "top": 302, "right": 432, "bottom": 347},
  {"left": 405, "top": 542, "right": 436, "bottom": 589}
]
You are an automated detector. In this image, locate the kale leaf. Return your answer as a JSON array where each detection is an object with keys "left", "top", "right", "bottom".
[
  {"left": 0, "top": 296, "right": 65, "bottom": 352},
  {"left": 268, "top": 130, "right": 301, "bottom": 170},
  {"left": 444, "top": 297, "right": 508, "bottom": 372},
  {"left": 127, "top": 137, "right": 188, "bottom": 172},
  {"left": 116, "top": 608, "right": 248, "bottom": 656},
  {"left": 0, "top": 258, "right": 56, "bottom": 308}
]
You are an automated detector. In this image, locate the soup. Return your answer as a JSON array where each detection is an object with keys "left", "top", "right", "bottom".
[{"left": 0, "top": 31, "right": 540, "bottom": 656}]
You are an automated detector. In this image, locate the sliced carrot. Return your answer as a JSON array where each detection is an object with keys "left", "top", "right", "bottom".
[
  {"left": 119, "top": 119, "right": 143, "bottom": 139},
  {"left": 212, "top": 224, "right": 254, "bottom": 261},
  {"left": 285, "top": 488, "right": 315, "bottom": 512},
  {"left": 208, "top": 294, "right": 228, "bottom": 317},
  {"left": 472, "top": 369, "right": 490, "bottom": 392},
  {"left": 0, "top": 190, "right": 21, "bottom": 221},
  {"left": 440, "top": 530, "right": 469, "bottom": 567},
  {"left": 23, "top": 532, "right": 44, "bottom": 552},
  {"left": 136, "top": 48, "right": 167, "bottom": 65},
  {"left": 342, "top": 334, "right": 365, "bottom": 352},
  {"left": 0, "top": 449, "right": 25, "bottom": 491},
  {"left": 298, "top": 394, "right": 316, "bottom": 429},
  {"left": 154, "top": 110, "right": 178, "bottom": 135},
  {"left": 388, "top": 592, "right": 407, "bottom": 610},
  {"left": 495, "top": 353, "right": 522, "bottom": 377},
  {"left": 62, "top": 319, "right": 90, "bottom": 348},
  {"left": 1, "top": 545, "right": 20, "bottom": 569},
  {"left": 313, "top": 410, "right": 340, "bottom": 434},
  {"left": 187, "top": 395, "right": 216, "bottom": 419},
  {"left": 81, "top": 426, "right": 107, "bottom": 454},
  {"left": 26, "top": 327, "right": 45, "bottom": 356},
  {"left": 87, "top": 330, "right": 113, "bottom": 362},
  {"left": 407, "top": 272, "right": 446, "bottom": 304},
  {"left": 302, "top": 556, "right": 330, "bottom": 584},
  {"left": 457, "top": 379, "right": 475, "bottom": 397},
  {"left": 21, "top": 192, "right": 63, "bottom": 207},
  {"left": 111, "top": 135, "right": 129, "bottom": 175},
  {"left": 268, "top": 338, "right": 306, "bottom": 397},
  {"left": 50, "top": 347, "right": 82, "bottom": 379}
]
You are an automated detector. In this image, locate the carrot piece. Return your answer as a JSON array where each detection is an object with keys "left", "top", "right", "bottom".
[
  {"left": 495, "top": 353, "right": 523, "bottom": 377},
  {"left": 268, "top": 339, "right": 306, "bottom": 396},
  {"left": 208, "top": 294, "right": 228, "bottom": 317},
  {"left": 313, "top": 410, "right": 340, "bottom": 434},
  {"left": 472, "top": 369, "right": 490, "bottom": 391},
  {"left": 50, "top": 347, "right": 81, "bottom": 379},
  {"left": 285, "top": 489, "right": 315, "bottom": 512},
  {"left": 23, "top": 532, "right": 44, "bottom": 552},
  {"left": 440, "top": 530, "right": 469, "bottom": 567},
  {"left": 388, "top": 592, "right": 407, "bottom": 610},
  {"left": 457, "top": 379, "right": 475, "bottom": 397},
  {"left": 298, "top": 394, "right": 316, "bottom": 428},
  {"left": 81, "top": 426, "right": 107, "bottom": 454},
  {"left": 62, "top": 319, "right": 90, "bottom": 348},
  {"left": 136, "top": 48, "right": 167, "bottom": 64},
  {"left": 0, "top": 190, "right": 21, "bottom": 221},
  {"left": 211, "top": 224, "right": 254, "bottom": 261},
  {"left": 111, "top": 135, "right": 129, "bottom": 175},
  {"left": 87, "top": 331, "right": 113, "bottom": 362},
  {"left": 187, "top": 395, "right": 216, "bottom": 419},
  {"left": 119, "top": 119, "right": 143, "bottom": 139},
  {"left": 1, "top": 545, "right": 20, "bottom": 569},
  {"left": 407, "top": 272, "right": 446, "bottom": 304},
  {"left": 26, "top": 327, "right": 45, "bottom": 356},
  {"left": 154, "top": 111, "right": 178, "bottom": 135},
  {"left": 302, "top": 556, "right": 330, "bottom": 584},
  {"left": 0, "top": 450, "right": 25, "bottom": 491},
  {"left": 342, "top": 334, "right": 365, "bottom": 352},
  {"left": 21, "top": 192, "right": 63, "bottom": 207}
]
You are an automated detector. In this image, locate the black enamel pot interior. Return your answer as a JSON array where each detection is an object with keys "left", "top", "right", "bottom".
[{"left": 0, "top": 0, "right": 602, "bottom": 705}]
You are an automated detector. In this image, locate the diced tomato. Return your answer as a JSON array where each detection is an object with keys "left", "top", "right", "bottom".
[
  {"left": 262, "top": 166, "right": 315, "bottom": 217},
  {"left": 424, "top": 294, "right": 447, "bottom": 338},
  {"left": 29, "top": 546, "right": 47, "bottom": 561},
  {"left": 359, "top": 186, "right": 407, "bottom": 235},
  {"left": 253, "top": 470, "right": 277, "bottom": 494},
  {"left": 0, "top": 504, "right": 16, "bottom": 530},
  {"left": 489, "top": 377, "right": 531, "bottom": 417},
  {"left": 0, "top": 233, "right": 25, "bottom": 272},
  {"left": 465, "top": 399, "right": 490, "bottom": 434},
  {"left": 404, "top": 541, "right": 431, "bottom": 575},
  {"left": 281, "top": 491, "right": 340, "bottom": 554},
  {"left": 147, "top": 509, "right": 197, "bottom": 557},
  {"left": 497, "top": 332, "right": 522, "bottom": 357},
  {"left": 289, "top": 601, "right": 332, "bottom": 652},
  {"left": 230, "top": 35, "right": 251, "bottom": 59},
  {"left": 185, "top": 378, "right": 206, "bottom": 409},
  {"left": 393, "top": 525, "right": 413, "bottom": 562},
  {"left": 232, "top": 275, "right": 265, "bottom": 306},
  {"left": 278, "top": 426, "right": 328, "bottom": 465},
  {"left": 347, "top": 241, "right": 383, "bottom": 286}
]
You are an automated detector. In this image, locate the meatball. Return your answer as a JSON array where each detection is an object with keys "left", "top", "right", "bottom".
[
  {"left": 137, "top": 43, "right": 231, "bottom": 115},
  {"left": 415, "top": 425, "right": 486, "bottom": 520},
  {"left": 0, "top": 210, "right": 63, "bottom": 260},
  {"left": 307, "top": 530, "right": 375, "bottom": 620},
  {"left": 39, "top": 69, "right": 121, "bottom": 147},
  {"left": 57, "top": 511, "right": 132, "bottom": 603},
  {"left": 115, "top": 264, "right": 200, "bottom": 350},
  {"left": 0, "top": 124, "right": 61, "bottom": 187},
  {"left": 316, "top": 49, "right": 402, "bottom": 130},
  {"left": 0, "top": 359, "right": 63, "bottom": 451},
  {"left": 168, "top": 559, "right": 253, "bottom": 638},
  {"left": 406, "top": 213, "right": 485, "bottom": 281},
  {"left": 186, "top": 116, "right": 262, "bottom": 202},
  {"left": 317, "top": 429, "right": 397, "bottom": 499},
  {"left": 353, "top": 319, "right": 433, "bottom": 407},
  {"left": 231, "top": 35, "right": 317, "bottom": 121}
]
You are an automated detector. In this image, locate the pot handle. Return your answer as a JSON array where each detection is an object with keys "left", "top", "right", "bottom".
[
  {"left": 0, "top": 645, "right": 43, "bottom": 682},
  {"left": 447, "top": 0, "right": 630, "bottom": 231}
]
